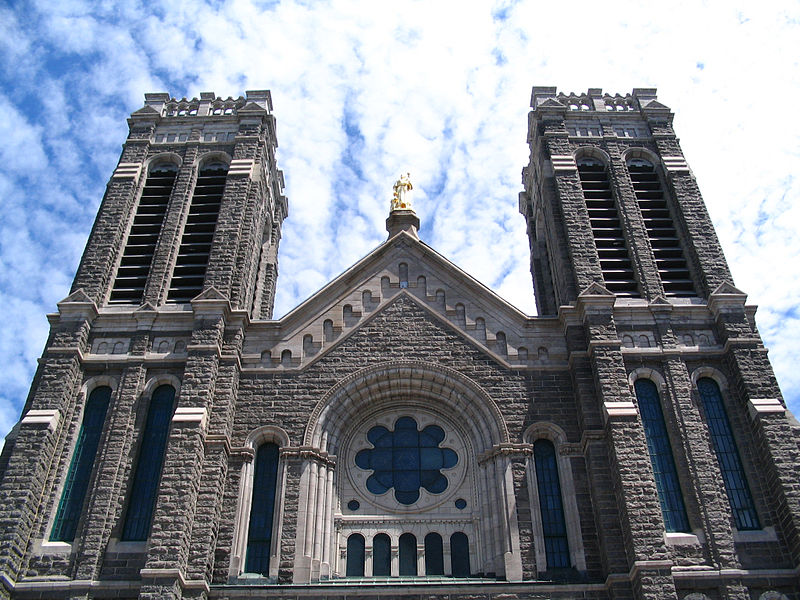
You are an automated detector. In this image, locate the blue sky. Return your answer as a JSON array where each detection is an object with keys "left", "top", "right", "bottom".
[{"left": 1, "top": 0, "right": 799, "bottom": 441}]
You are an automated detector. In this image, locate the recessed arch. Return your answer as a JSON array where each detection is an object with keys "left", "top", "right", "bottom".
[
  {"left": 303, "top": 360, "right": 509, "bottom": 452},
  {"left": 574, "top": 146, "right": 611, "bottom": 166},
  {"left": 196, "top": 150, "right": 232, "bottom": 169},
  {"left": 689, "top": 366, "right": 729, "bottom": 391},
  {"left": 144, "top": 152, "right": 182, "bottom": 172}
]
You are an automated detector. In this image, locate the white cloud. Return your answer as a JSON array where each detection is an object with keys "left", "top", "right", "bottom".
[{"left": 1, "top": 0, "right": 799, "bottom": 447}]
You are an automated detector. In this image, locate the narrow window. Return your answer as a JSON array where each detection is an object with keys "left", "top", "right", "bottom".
[
  {"left": 346, "top": 533, "right": 365, "bottom": 577},
  {"left": 436, "top": 289, "right": 446, "bottom": 309},
  {"left": 627, "top": 158, "right": 695, "bottom": 296},
  {"left": 121, "top": 385, "right": 176, "bottom": 541},
  {"left": 450, "top": 532, "right": 470, "bottom": 577},
  {"left": 110, "top": 163, "right": 178, "bottom": 303},
  {"left": 399, "top": 532, "right": 417, "bottom": 575},
  {"left": 245, "top": 442, "right": 280, "bottom": 575},
  {"left": 697, "top": 378, "right": 760, "bottom": 530},
  {"left": 634, "top": 379, "right": 690, "bottom": 532},
  {"left": 50, "top": 386, "right": 112, "bottom": 542},
  {"left": 323, "top": 319, "right": 334, "bottom": 342},
  {"left": 577, "top": 157, "right": 638, "bottom": 296},
  {"left": 399, "top": 262, "right": 408, "bottom": 288},
  {"left": 533, "top": 439, "right": 570, "bottom": 568},
  {"left": 475, "top": 317, "right": 486, "bottom": 342},
  {"left": 424, "top": 532, "right": 444, "bottom": 575},
  {"left": 167, "top": 162, "right": 227, "bottom": 302},
  {"left": 373, "top": 533, "right": 391, "bottom": 576}
]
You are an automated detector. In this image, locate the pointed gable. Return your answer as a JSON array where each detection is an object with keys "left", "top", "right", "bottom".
[{"left": 242, "top": 231, "right": 566, "bottom": 370}]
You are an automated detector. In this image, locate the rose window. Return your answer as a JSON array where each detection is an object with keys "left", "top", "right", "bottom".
[{"left": 354, "top": 416, "right": 458, "bottom": 505}]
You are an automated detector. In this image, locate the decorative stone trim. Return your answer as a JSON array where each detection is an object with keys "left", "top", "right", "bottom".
[
  {"left": 228, "top": 158, "right": 255, "bottom": 177},
  {"left": 280, "top": 445, "right": 337, "bottom": 467},
  {"left": 172, "top": 406, "right": 208, "bottom": 430},
  {"left": 748, "top": 398, "right": 785, "bottom": 419},
  {"left": 477, "top": 442, "right": 533, "bottom": 464},
  {"left": 551, "top": 154, "right": 578, "bottom": 171},
  {"left": 112, "top": 162, "right": 143, "bottom": 180},
  {"left": 602, "top": 401, "right": 638, "bottom": 421},
  {"left": 20, "top": 409, "right": 60, "bottom": 433},
  {"left": 662, "top": 156, "right": 690, "bottom": 173}
]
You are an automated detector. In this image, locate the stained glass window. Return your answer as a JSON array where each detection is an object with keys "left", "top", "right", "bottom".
[
  {"left": 245, "top": 442, "right": 280, "bottom": 575},
  {"left": 399, "top": 532, "right": 417, "bottom": 575},
  {"left": 634, "top": 379, "right": 690, "bottom": 532},
  {"left": 50, "top": 386, "right": 112, "bottom": 542},
  {"left": 450, "top": 532, "right": 470, "bottom": 577},
  {"left": 346, "top": 534, "right": 365, "bottom": 576},
  {"left": 697, "top": 378, "right": 760, "bottom": 530},
  {"left": 424, "top": 532, "right": 444, "bottom": 575},
  {"left": 373, "top": 533, "right": 391, "bottom": 576},
  {"left": 533, "top": 439, "right": 570, "bottom": 568},
  {"left": 121, "top": 385, "right": 175, "bottom": 541},
  {"left": 355, "top": 417, "right": 457, "bottom": 505}
]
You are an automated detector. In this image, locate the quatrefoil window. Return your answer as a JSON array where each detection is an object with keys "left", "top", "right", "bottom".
[{"left": 355, "top": 416, "right": 458, "bottom": 505}]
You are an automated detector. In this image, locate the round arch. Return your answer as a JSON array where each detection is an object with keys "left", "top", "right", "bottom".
[{"left": 303, "top": 360, "right": 509, "bottom": 452}]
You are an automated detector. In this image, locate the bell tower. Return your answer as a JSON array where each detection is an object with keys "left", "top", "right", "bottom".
[
  {"left": 71, "top": 90, "right": 287, "bottom": 318},
  {"left": 520, "top": 87, "right": 732, "bottom": 314}
]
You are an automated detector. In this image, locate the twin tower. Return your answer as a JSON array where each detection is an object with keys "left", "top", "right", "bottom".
[{"left": 0, "top": 87, "right": 798, "bottom": 600}]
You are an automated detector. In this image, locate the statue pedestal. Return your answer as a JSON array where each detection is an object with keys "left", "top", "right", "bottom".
[{"left": 386, "top": 210, "right": 420, "bottom": 239}]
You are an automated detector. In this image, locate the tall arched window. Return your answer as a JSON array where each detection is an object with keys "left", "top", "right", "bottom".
[
  {"left": 450, "top": 532, "right": 470, "bottom": 577},
  {"left": 626, "top": 157, "right": 695, "bottom": 296},
  {"left": 121, "top": 384, "right": 176, "bottom": 540},
  {"left": 245, "top": 443, "right": 280, "bottom": 574},
  {"left": 50, "top": 386, "right": 112, "bottom": 542},
  {"left": 577, "top": 156, "right": 638, "bottom": 296},
  {"left": 696, "top": 378, "right": 760, "bottom": 530},
  {"left": 110, "top": 163, "right": 178, "bottom": 304},
  {"left": 399, "top": 532, "right": 417, "bottom": 575},
  {"left": 533, "top": 439, "right": 570, "bottom": 569},
  {"left": 372, "top": 533, "right": 391, "bottom": 576},
  {"left": 346, "top": 533, "right": 365, "bottom": 576},
  {"left": 167, "top": 161, "right": 227, "bottom": 302},
  {"left": 633, "top": 379, "right": 690, "bottom": 532},
  {"left": 424, "top": 532, "right": 444, "bottom": 575}
]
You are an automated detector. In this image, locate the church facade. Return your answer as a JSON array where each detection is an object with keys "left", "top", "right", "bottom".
[{"left": 0, "top": 87, "right": 798, "bottom": 600}]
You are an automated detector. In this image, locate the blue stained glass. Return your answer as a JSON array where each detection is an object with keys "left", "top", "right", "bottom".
[
  {"left": 634, "top": 379, "right": 691, "bottom": 533},
  {"left": 355, "top": 417, "right": 458, "bottom": 505},
  {"left": 533, "top": 439, "right": 570, "bottom": 569},
  {"left": 424, "top": 532, "right": 444, "bottom": 575},
  {"left": 373, "top": 533, "right": 391, "bottom": 576},
  {"left": 245, "top": 443, "right": 280, "bottom": 575},
  {"left": 697, "top": 378, "right": 760, "bottom": 530},
  {"left": 50, "top": 386, "right": 112, "bottom": 542},
  {"left": 450, "top": 532, "right": 471, "bottom": 577},
  {"left": 121, "top": 385, "right": 176, "bottom": 541},
  {"left": 346, "top": 534, "right": 365, "bottom": 577}
]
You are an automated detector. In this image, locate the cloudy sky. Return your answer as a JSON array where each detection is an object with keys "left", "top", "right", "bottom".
[{"left": 1, "top": 0, "right": 799, "bottom": 441}]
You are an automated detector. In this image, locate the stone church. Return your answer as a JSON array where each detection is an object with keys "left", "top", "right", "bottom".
[{"left": 0, "top": 86, "right": 798, "bottom": 600}]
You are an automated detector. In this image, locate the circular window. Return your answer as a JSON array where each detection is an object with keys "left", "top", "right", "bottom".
[
  {"left": 455, "top": 498, "right": 467, "bottom": 510},
  {"left": 347, "top": 499, "right": 360, "bottom": 511}
]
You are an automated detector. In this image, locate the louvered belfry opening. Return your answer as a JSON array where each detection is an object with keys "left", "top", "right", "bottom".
[
  {"left": 627, "top": 158, "right": 696, "bottom": 296},
  {"left": 109, "top": 163, "right": 178, "bottom": 304},
  {"left": 577, "top": 157, "right": 639, "bottom": 296},
  {"left": 167, "top": 162, "right": 227, "bottom": 302}
]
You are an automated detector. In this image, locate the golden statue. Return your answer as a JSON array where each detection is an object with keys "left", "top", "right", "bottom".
[{"left": 391, "top": 173, "right": 413, "bottom": 211}]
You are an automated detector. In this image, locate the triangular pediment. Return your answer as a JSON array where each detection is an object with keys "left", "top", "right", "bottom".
[
  {"left": 710, "top": 281, "right": 746, "bottom": 296},
  {"left": 58, "top": 288, "right": 94, "bottom": 304},
  {"left": 131, "top": 105, "right": 161, "bottom": 116},
  {"left": 538, "top": 98, "right": 567, "bottom": 109},
  {"left": 192, "top": 286, "right": 228, "bottom": 301},
  {"left": 578, "top": 281, "right": 614, "bottom": 297},
  {"left": 640, "top": 99, "right": 671, "bottom": 111},
  {"left": 243, "top": 231, "right": 566, "bottom": 370}
]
